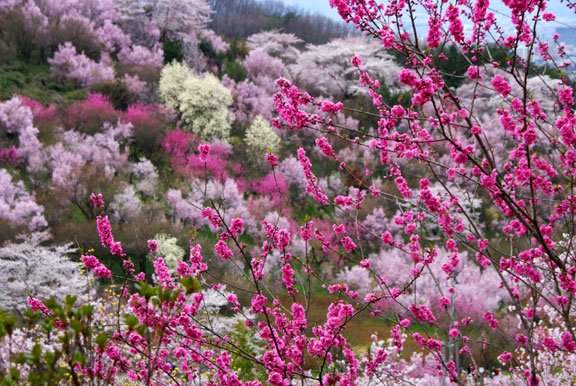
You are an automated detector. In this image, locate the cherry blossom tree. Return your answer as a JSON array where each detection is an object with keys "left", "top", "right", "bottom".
[
  {"left": 246, "top": 30, "right": 302, "bottom": 63},
  {"left": 48, "top": 42, "right": 115, "bottom": 87},
  {"left": 0, "top": 97, "right": 43, "bottom": 170},
  {"left": 290, "top": 36, "right": 405, "bottom": 97},
  {"left": 223, "top": 75, "right": 275, "bottom": 125},
  {"left": 0, "top": 169, "right": 46, "bottom": 231},
  {"left": 0, "top": 232, "right": 87, "bottom": 312},
  {"left": 114, "top": 0, "right": 212, "bottom": 68}
]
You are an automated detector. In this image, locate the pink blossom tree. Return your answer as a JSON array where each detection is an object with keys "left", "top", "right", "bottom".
[
  {"left": 114, "top": 0, "right": 212, "bottom": 68},
  {"left": 0, "top": 169, "right": 46, "bottom": 230},
  {"left": 0, "top": 97, "right": 43, "bottom": 169},
  {"left": 48, "top": 42, "right": 115, "bottom": 87}
]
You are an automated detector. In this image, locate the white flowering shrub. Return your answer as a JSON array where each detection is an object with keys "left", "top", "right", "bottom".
[
  {"left": 159, "top": 63, "right": 233, "bottom": 141},
  {"left": 244, "top": 115, "right": 281, "bottom": 161},
  {"left": 158, "top": 61, "right": 192, "bottom": 110},
  {"left": 0, "top": 232, "right": 88, "bottom": 312},
  {"left": 148, "top": 233, "right": 185, "bottom": 272},
  {"left": 178, "top": 74, "right": 233, "bottom": 141}
]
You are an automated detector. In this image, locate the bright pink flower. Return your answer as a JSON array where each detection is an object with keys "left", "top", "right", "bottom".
[
  {"left": 492, "top": 75, "right": 512, "bottom": 97},
  {"left": 499, "top": 351, "right": 512, "bottom": 362},
  {"left": 351, "top": 55, "right": 363, "bottom": 67},
  {"left": 265, "top": 153, "right": 278, "bottom": 166},
  {"left": 215, "top": 240, "right": 233, "bottom": 260},
  {"left": 90, "top": 193, "right": 104, "bottom": 208},
  {"left": 230, "top": 218, "right": 244, "bottom": 237},
  {"left": 297, "top": 148, "right": 329, "bottom": 205},
  {"left": 398, "top": 69, "right": 417, "bottom": 87},
  {"left": 562, "top": 332, "right": 576, "bottom": 352},
  {"left": 333, "top": 223, "right": 346, "bottom": 235},
  {"left": 27, "top": 297, "right": 51, "bottom": 315},
  {"left": 94, "top": 263, "right": 112, "bottom": 279},
  {"left": 467, "top": 65, "right": 482, "bottom": 80},
  {"left": 394, "top": 176, "right": 413, "bottom": 199},
  {"left": 559, "top": 87, "right": 575, "bottom": 106},
  {"left": 198, "top": 144, "right": 211, "bottom": 161},
  {"left": 148, "top": 240, "right": 159, "bottom": 254},
  {"left": 360, "top": 259, "right": 371, "bottom": 269},
  {"left": 341, "top": 236, "right": 357, "bottom": 252},
  {"left": 316, "top": 137, "right": 334, "bottom": 158}
]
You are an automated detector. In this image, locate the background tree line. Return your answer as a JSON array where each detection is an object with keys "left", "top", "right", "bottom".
[{"left": 207, "top": 0, "right": 357, "bottom": 45}]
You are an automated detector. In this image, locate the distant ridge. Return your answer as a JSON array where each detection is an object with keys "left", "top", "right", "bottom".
[{"left": 207, "top": 0, "right": 357, "bottom": 45}]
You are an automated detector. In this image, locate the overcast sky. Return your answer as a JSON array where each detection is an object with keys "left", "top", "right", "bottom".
[{"left": 283, "top": 0, "right": 340, "bottom": 19}]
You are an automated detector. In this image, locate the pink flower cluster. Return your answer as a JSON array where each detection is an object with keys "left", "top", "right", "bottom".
[{"left": 82, "top": 255, "right": 111, "bottom": 279}]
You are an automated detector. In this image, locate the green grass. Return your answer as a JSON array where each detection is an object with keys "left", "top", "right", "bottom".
[{"left": 0, "top": 59, "right": 86, "bottom": 105}]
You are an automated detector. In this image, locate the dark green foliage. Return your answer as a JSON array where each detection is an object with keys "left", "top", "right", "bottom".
[
  {"left": 0, "top": 7, "right": 48, "bottom": 62},
  {"left": 90, "top": 80, "right": 134, "bottom": 111},
  {"left": 226, "top": 39, "right": 249, "bottom": 62},
  {"left": 200, "top": 38, "right": 248, "bottom": 77},
  {"left": 199, "top": 38, "right": 217, "bottom": 59},
  {"left": 163, "top": 38, "right": 184, "bottom": 64},
  {"left": 0, "top": 59, "right": 85, "bottom": 105},
  {"left": 223, "top": 60, "right": 247, "bottom": 82},
  {"left": 129, "top": 118, "right": 169, "bottom": 163},
  {"left": 49, "top": 18, "right": 101, "bottom": 61},
  {"left": 432, "top": 43, "right": 575, "bottom": 89},
  {"left": 379, "top": 82, "right": 412, "bottom": 108}
]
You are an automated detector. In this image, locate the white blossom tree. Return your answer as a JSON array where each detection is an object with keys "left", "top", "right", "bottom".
[
  {"left": 244, "top": 115, "right": 281, "bottom": 161},
  {"left": 178, "top": 74, "right": 233, "bottom": 140},
  {"left": 148, "top": 233, "right": 185, "bottom": 272},
  {"left": 246, "top": 30, "right": 302, "bottom": 63},
  {"left": 0, "top": 232, "right": 88, "bottom": 312},
  {"left": 290, "top": 37, "right": 405, "bottom": 97},
  {"left": 159, "top": 62, "right": 233, "bottom": 141}
]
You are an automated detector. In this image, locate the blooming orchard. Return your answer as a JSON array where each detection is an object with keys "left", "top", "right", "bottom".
[{"left": 1, "top": 0, "right": 576, "bottom": 385}]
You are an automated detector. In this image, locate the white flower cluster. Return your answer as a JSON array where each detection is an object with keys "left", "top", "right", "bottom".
[
  {"left": 0, "top": 232, "right": 88, "bottom": 311},
  {"left": 159, "top": 62, "right": 233, "bottom": 141},
  {"left": 149, "top": 233, "right": 185, "bottom": 272},
  {"left": 244, "top": 115, "right": 281, "bottom": 161}
]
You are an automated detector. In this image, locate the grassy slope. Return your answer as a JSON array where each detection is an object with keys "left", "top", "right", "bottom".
[{"left": 0, "top": 58, "right": 86, "bottom": 105}]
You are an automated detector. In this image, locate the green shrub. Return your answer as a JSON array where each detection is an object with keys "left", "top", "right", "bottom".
[
  {"left": 90, "top": 80, "right": 134, "bottom": 111},
  {"left": 163, "top": 39, "right": 184, "bottom": 64},
  {"left": 223, "top": 60, "right": 247, "bottom": 82}
]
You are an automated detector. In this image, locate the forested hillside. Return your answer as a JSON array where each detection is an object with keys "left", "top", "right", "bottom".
[{"left": 207, "top": 0, "right": 356, "bottom": 44}]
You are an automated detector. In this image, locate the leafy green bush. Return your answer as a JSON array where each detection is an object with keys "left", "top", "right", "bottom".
[
  {"left": 90, "top": 80, "right": 134, "bottom": 111},
  {"left": 223, "top": 60, "right": 247, "bottom": 82}
]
